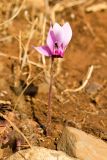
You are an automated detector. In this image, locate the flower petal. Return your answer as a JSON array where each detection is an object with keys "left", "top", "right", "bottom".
[
  {"left": 47, "top": 27, "right": 56, "bottom": 52},
  {"left": 62, "top": 22, "right": 72, "bottom": 47},
  {"left": 33, "top": 46, "right": 51, "bottom": 56},
  {"left": 53, "top": 23, "right": 64, "bottom": 43}
]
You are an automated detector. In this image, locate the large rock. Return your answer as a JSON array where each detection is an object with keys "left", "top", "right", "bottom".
[
  {"left": 7, "top": 146, "right": 79, "bottom": 160},
  {"left": 57, "top": 127, "right": 107, "bottom": 160}
]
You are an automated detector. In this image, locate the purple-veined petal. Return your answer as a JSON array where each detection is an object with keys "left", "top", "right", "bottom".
[
  {"left": 47, "top": 27, "right": 56, "bottom": 52},
  {"left": 62, "top": 22, "right": 72, "bottom": 47},
  {"left": 33, "top": 46, "right": 52, "bottom": 56},
  {"left": 53, "top": 23, "right": 65, "bottom": 43},
  {"left": 53, "top": 43, "right": 64, "bottom": 58}
]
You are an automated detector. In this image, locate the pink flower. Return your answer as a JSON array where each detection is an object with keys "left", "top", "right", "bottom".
[{"left": 34, "top": 22, "right": 72, "bottom": 58}]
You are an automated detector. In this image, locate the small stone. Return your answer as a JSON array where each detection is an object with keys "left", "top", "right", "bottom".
[{"left": 85, "top": 82, "right": 102, "bottom": 95}]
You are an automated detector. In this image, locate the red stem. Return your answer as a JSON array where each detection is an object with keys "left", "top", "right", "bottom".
[{"left": 46, "top": 57, "right": 54, "bottom": 136}]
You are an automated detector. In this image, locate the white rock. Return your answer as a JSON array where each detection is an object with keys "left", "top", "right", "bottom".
[
  {"left": 7, "top": 146, "right": 79, "bottom": 160},
  {"left": 57, "top": 127, "right": 107, "bottom": 160}
]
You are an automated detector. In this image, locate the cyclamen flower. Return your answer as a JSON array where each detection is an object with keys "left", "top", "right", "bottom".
[{"left": 34, "top": 22, "right": 72, "bottom": 58}]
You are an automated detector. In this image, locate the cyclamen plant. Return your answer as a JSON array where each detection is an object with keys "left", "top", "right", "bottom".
[{"left": 34, "top": 22, "right": 72, "bottom": 136}]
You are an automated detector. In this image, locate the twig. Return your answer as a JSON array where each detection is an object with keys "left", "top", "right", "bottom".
[
  {"left": 51, "top": 0, "right": 88, "bottom": 14},
  {"left": 24, "top": 10, "right": 33, "bottom": 25},
  {"left": 62, "top": 65, "right": 94, "bottom": 94},
  {"left": 18, "top": 31, "right": 23, "bottom": 64},
  {"left": 0, "top": 51, "right": 44, "bottom": 68},
  {"left": 0, "top": 112, "right": 32, "bottom": 148},
  {"left": 86, "top": 2, "right": 107, "bottom": 12},
  {"left": 41, "top": 16, "right": 51, "bottom": 83},
  {"left": 21, "top": 18, "right": 37, "bottom": 69},
  {"left": 41, "top": 17, "right": 47, "bottom": 67},
  {"left": 0, "top": 36, "right": 12, "bottom": 42}
]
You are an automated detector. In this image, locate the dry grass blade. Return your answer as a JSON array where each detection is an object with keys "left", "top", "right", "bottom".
[
  {"left": 40, "top": 16, "right": 50, "bottom": 83},
  {"left": 52, "top": 0, "right": 87, "bottom": 13},
  {"left": 18, "top": 31, "right": 23, "bottom": 64},
  {"left": 0, "top": 36, "right": 12, "bottom": 42},
  {"left": 41, "top": 16, "right": 47, "bottom": 67},
  {"left": 0, "top": 112, "right": 32, "bottom": 148},
  {"left": 86, "top": 2, "right": 107, "bottom": 12},
  {"left": 62, "top": 65, "right": 94, "bottom": 94},
  {"left": 0, "top": 0, "right": 25, "bottom": 26},
  {"left": 0, "top": 52, "right": 44, "bottom": 68},
  {"left": 21, "top": 18, "right": 37, "bottom": 69}
]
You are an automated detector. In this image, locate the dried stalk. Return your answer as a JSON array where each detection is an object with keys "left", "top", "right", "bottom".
[
  {"left": 0, "top": 112, "right": 32, "bottom": 148},
  {"left": 0, "top": 0, "right": 25, "bottom": 26},
  {"left": 0, "top": 52, "right": 44, "bottom": 68},
  {"left": 21, "top": 18, "right": 37, "bottom": 69},
  {"left": 62, "top": 65, "right": 94, "bottom": 94}
]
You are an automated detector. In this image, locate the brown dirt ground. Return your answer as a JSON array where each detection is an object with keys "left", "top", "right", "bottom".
[{"left": 0, "top": 0, "right": 107, "bottom": 159}]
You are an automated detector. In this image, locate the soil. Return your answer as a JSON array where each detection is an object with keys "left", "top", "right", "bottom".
[{"left": 0, "top": 0, "right": 107, "bottom": 159}]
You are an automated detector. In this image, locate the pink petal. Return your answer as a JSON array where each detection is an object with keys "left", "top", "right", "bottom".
[
  {"left": 62, "top": 22, "right": 72, "bottom": 47},
  {"left": 53, "top": 23, "right": 64, "bottom": 43},
  {"left": 60, "top": 51, "right": 64, "bottom": 57},
  {"left": 47, "top": 27, "right": 56, "bottom": 52},
  {"left": 33, "top": 46, "right": 51, "bottom": 56}
]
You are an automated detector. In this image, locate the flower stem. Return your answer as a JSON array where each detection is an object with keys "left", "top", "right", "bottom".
[{"left": 46, "top": 57, "right": 54, "bottom": 136}]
